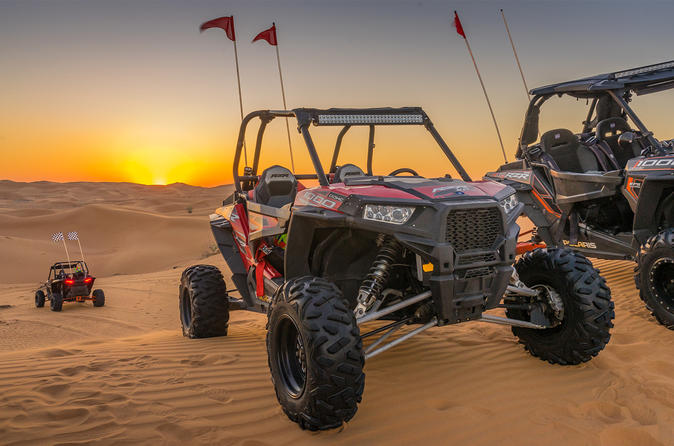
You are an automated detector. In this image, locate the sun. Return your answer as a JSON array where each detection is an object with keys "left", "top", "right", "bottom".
[{"left": 116, "top": 147, "right": 207, "bottom": 186}]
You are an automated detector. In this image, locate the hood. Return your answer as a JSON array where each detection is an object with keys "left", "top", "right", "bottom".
[{"left": 330, "top": 177, "right": 508, "bottom": 201}]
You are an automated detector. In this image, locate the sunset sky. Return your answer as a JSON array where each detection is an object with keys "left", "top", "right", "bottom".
[{"left": 2, "top": 0, "right": 674, "bottom": 186}]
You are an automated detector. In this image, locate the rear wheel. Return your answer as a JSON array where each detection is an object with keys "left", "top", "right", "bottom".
[
  {"left": 636, "top": 229, "right": 674, "bottom": 329},
  {"left": 93, "top": 289, "right": 105, "bottom": 307},
  {"left": 179, "top": 265, "right": 229, "bottom": 338},
  {"left": 267, "top": 276, "right": 364, "bottom": 431},
  {"left": 35, "top": 290, "right": 45, "bottom": 308},
  {"left": 50, "top": 292, "right": 63, "bottom": 312},
  {"left": 507, "top": 248, "right": 614, "bottom": 365}
]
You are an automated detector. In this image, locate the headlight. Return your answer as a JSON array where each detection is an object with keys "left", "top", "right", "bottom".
[
  {"left": 363, "top": 204, "right": 414, "bottom": 224},
  {"left": 499, "top": 193, "right": 519, "bottom": 214}
]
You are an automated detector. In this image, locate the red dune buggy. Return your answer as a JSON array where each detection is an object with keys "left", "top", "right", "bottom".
[
  {"left": 35, "top": 261, "right": 105, "bottom": 311},
  {"left": 180, "top": 107, "right": 614, "bottom": 430}
]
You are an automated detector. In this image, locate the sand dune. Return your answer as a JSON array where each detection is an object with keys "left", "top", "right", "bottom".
[
  {"left": 0, "top": 181, "right": 233, "bottom": 283},
  {"left": 1, "top": 181, "right": 673, "bottom": 445}
]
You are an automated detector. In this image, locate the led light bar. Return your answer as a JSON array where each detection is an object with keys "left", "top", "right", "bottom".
[
  {"left": 614, "top": 61, "right": 674, "bottom": 79},
  {"left": 316, "top": 114, "right": 424, "bottom": 125}
]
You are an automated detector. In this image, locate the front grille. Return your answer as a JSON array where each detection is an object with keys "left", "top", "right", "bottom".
[
  {"left": 462, "top": 267, "right": 492, "bottom": 279},
  {"left": 446, "top": 207, "right": 502, "bottom": 252},
  {"left": 458, "top": 252, "right": 497, "bottom": 266}
]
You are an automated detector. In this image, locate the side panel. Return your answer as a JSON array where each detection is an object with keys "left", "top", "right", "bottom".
[
  {"left": 626, "top": 157, "right": 674, "bottom": 244},
  {"left": 486, "top": 168, "right": 560, "bottom": 244},
  {"left": 489, "top": 166, "right": 638, "bottom": 259},
  {"left": 210, "top": 212, "right": 254, "bottom": 306},
  {"left": 284, "top": 209, "right": 347, "bottom": 280}
]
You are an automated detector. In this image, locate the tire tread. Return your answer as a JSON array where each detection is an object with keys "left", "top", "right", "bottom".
[
  {"left": 179, "top": 265, "right": 229, "bottom": 338},
  {"left": 635, "top": 229, "right": 674, "bottom": 329},
  {"left": 267, "top": 276, "right": 364, "bottom": 431},
  {"left": 510, "top": 248, "right": 614, "bottom": 365}
]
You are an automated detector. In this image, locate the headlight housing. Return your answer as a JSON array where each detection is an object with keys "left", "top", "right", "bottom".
[
  {"left": 363, "top": 204, "right": 414, "bottom": 225},
  {"left": 499, "top": 193, "right": 519, "bottom": 214}
]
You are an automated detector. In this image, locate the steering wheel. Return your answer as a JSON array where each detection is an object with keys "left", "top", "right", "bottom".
[{"left": 388, "top": 168, "right": 419, "bottom": 176}]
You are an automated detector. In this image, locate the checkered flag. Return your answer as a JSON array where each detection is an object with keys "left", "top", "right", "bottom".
[
  {"left": 67, "top": 231, "right": 79, "bottom": 241},
  {"left": 51, "top": 232, "right": 64, "bottom": 243}
]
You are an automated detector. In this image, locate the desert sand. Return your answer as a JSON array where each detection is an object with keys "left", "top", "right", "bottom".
[{"left": 1, "top": 180, "right": 673, "bottom": 446}]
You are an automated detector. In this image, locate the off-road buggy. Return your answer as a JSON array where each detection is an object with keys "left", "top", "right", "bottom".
[
  {"left": 179, "top": 107, "right": 614, "bottom": 430},
  {"left": 35, "top": 261, "right": 105, "bottom": 311},
  {"left": 486, "top": 60, "right": 674, "bottom": 329}
]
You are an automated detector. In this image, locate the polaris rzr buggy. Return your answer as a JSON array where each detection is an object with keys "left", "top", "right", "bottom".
[
  {"left": 486, "top": 60, "right": 674, "bottom": 329},
  {"left": 179, "top": 107, "right": 614, "bottom": 430},
  {"left": 35, "top": 261, "right": 105, "bottom": 311}
]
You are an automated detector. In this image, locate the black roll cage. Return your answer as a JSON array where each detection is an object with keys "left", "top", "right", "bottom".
[
  {"left": 516, "top": 90, "right": 662, "bottom": 159},
  {"left": 232, "top": 107, "right": 471, "bottom": 193},
  {"left": 516, "top": 60, "right": 674, "bottom": 159},
  {"left": 49, "top": 261, "right": 89, "bottom": 280}
]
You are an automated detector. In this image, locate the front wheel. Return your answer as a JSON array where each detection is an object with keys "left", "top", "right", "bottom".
[
  {"left": 35, "top": 290, "right": 45, "bottom": 308},
  {"left": 267, "top": 276, "right": 364, "bottom": 431},
  {"left": 50, "top": 292, "right": 63, "bottom": 312},
  {"left": 636, "top": 229, "right": 674, "bottom": 329},
  {"left": 506, "top": 248, "right": 614, "bottom": 365}
]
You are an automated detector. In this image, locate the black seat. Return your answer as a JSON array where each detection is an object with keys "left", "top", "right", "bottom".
[
  {"left": 253, "top": 165, "right": 297, "bottom": 207},
  {"left": 596, "top": 118, "right": 639, "bottom": 167},
  {"left": 333, "top": 164, "right": 366, "bottom": 183},
  {"left": 540, "top": 129, "right": 599, "bottom": 173}
]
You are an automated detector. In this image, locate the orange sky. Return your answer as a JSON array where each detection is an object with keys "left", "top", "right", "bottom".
[{"left": 2, "top": 0, "right": 674, "bottom": 186}]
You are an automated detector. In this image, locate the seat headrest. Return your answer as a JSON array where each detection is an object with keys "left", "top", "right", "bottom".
[
  {"left": 259, "top": 165, "right": 295, "bottom": 184},
  {"left": 254, "top": 165, "right": 297, "bottom": 207},
  {"left": 596, "top": 118, "right": 631, "bottom": 141},
  {"left": 334, "top": 164, "right": 365, "bottom": 183},
  {"left": 541, "top": 129, "right": 577, "bottom": 151},
  {"left": 595, "top": 95, "right": 623, "bottom": 122}
]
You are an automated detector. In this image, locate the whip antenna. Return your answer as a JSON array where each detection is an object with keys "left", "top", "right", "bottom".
[
  {"left": 51, "top": 232, "right": 71, "bottom": 266},
  {"left": 253, "top": 22, "right": 295, "bottom": 172},
  {"left": 452, "top": 11, "right": 508, "bottom": 163},
  {"left": 200, "top": 15, "right": 249, "bottom": 165},
  {"left": 67, "top": 231, "right": 85, "bottom": 265},
  {"left": 500, "top": 9, "right": 530, "bottom": 101}
]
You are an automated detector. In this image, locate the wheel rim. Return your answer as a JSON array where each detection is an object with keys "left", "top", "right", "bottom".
[
  {"left": 649, "top": 258, "right": 674, "bottom": 309},
  {"left": 514, "top": 282, "right": 565, "bottom": 332},
  {"left": 531, "top": 284, "right": 564, "bottom": 322},
  {"left": 180, "top": 290, "right": 192, "bottom": 330},
  {"left": 275, "top": 315, "right": 307, "bottom": 399}
]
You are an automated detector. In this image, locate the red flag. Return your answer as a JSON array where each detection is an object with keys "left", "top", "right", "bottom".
[
  {"left": 453, "top": 11, "right": 466, "bottom": 39},
  {"left": 252, "top": 23, "right": 277, "bottom": 46},
  {"left": 200, "top": 16, "right": 236, "bottom": 42}
]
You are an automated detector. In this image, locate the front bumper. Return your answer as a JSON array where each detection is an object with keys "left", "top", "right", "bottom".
[{"left": 395, "top": 207, "right": 520, "bottom": 325}]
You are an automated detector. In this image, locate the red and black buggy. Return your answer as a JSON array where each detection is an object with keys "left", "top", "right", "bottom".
[
  {"left": 35, "top": 261, "right": 105, "bottom": 311},
  {"left": 179, "top": 107, "right": 614, "bottom": 430}
]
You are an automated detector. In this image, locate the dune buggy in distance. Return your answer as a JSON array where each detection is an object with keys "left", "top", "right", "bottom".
[
  {"left": 179, "top": 107, "right": 614, "bottom": 430},
  {"left": 486, "top": 60, "right": 674, "bottom": 329},
  {"left": 35, "top": 261, "right": 105, "bottom": 311}
]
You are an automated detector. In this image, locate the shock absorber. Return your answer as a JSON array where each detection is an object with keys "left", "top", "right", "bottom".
[{"left": 355, "top": 235, "right": 402, "bottom": 318}]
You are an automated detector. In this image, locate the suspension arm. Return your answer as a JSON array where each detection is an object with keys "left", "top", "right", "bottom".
[
  {"left": 357, "top": 290, "right": 431, "bottom": 324},
  {"left": 365, "top": 317, "right": 438, "bottom": 360}
]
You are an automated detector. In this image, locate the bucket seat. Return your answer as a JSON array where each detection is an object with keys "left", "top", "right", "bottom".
[{"left": 540, "top": 129, "right": 599, "bottom": 173}]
